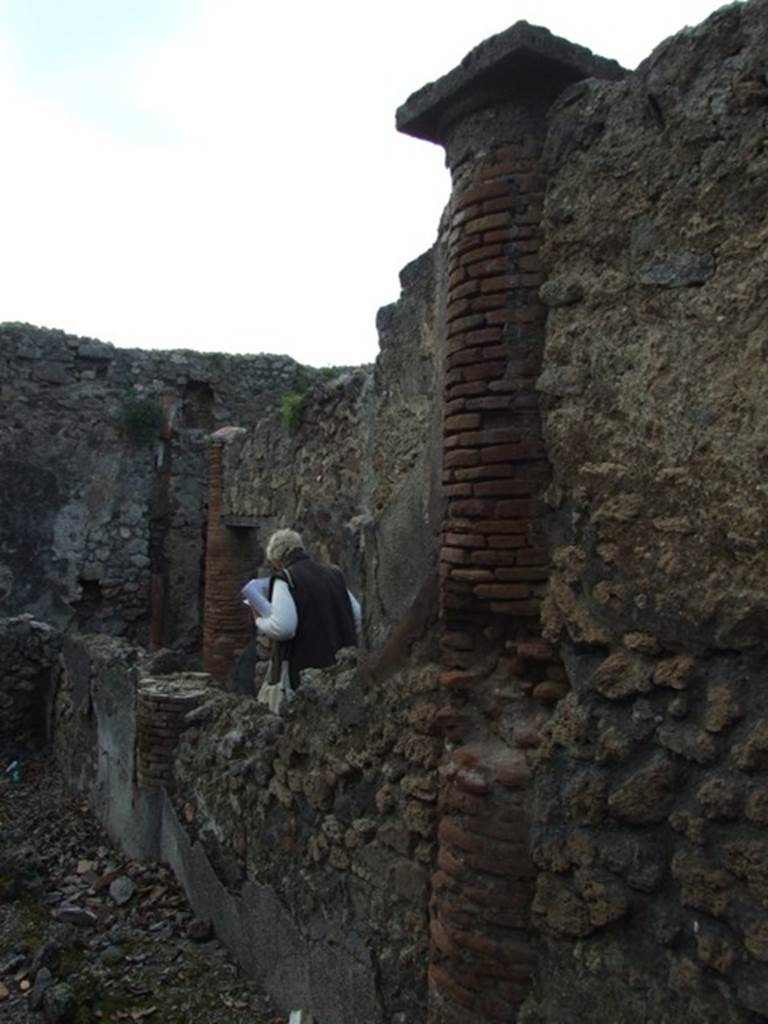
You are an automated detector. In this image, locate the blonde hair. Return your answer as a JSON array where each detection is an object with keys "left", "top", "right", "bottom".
[{"left": 266, "top": 528, "right": 304, "bottom": 566}]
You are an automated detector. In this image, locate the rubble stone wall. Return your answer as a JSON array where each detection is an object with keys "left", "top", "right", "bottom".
[
  {"left": 0, "top": 324, "right": 312, "bottom": 649},
  {"left": 522, "top": 3, "right": 768, "bottom": 1022}
]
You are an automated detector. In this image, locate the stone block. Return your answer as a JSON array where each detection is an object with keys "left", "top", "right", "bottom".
[
  {"left": 704, "top": 682, "right": 745, "bottom": 734},
  {"left": 608, "top": 752, "right": 677, "bottom": 824},
  {"left": 532, "top": 874, "right": 592, "bottom": 938},
  {"left": 657, "top": 723, "right": 718, "bottom": 765},
  {"left": 671, "top": 850, "right": 734, "bottom": 918},
  {"left": 591, "top": 652, "right": 653, "bottom": 700}
]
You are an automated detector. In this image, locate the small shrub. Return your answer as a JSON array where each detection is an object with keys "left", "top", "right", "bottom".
[
  {"left": 117, "top": 395, "right": 165, "bottom": 446},
  {"left": 280, "top": 391, "right": 305, "bottom": 433}
]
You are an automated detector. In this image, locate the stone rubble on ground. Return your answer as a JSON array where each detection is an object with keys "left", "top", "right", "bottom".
[{"left": 0, "top": 758, "right": 287, "bottom": 1024}]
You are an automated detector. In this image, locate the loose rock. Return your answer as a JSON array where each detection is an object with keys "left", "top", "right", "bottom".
[{"left": 109, "top": 876, "right": 136, "bottom": 906}]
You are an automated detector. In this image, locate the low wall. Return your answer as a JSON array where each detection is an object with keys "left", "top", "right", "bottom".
[
  {"left": 52, "top": 630, "right": 441, "bottom": 1024},
  {"left": 53, "top": 632, "right": 162, "bottom": 859}
]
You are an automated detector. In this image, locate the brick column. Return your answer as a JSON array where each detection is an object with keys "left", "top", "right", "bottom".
[
  {"left": 441, "top": 139, "right": 550, "bottom": 631},
  {"left": 398, "top": 24, "right": 624, "bottom": 1024},
  {"left": 202, "top": 427, "right": 258, "bottom": 683},
  {"left": 136, "top": 674, "right": 210, "bottom": 789}
]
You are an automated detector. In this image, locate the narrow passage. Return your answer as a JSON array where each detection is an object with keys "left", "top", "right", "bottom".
[{"left": 0, "top": 758, "right": 285, "bottom": 1024}]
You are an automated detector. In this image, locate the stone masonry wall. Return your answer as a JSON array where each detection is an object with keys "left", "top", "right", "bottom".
[
  {"left": 0, "top": 324, "right": 315, "bottom": 650},
  {"left": 521, "top": 3, "right": 768, "bottom": 1022}
]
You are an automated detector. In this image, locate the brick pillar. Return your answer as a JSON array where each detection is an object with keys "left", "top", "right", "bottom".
[
  {"left": 441, "top": 139, "right": 550, "bottom": 629},
  {"left": 202, "top": 428, "right": 259, "bottom": 683},
  {"left": 398, "top": 24, "right": 624, "bottom": 1024},
  {"left": 136, "top": 674, "right": 210, "bottom": 789}
]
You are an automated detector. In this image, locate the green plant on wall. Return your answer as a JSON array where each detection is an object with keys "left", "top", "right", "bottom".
[
  {"left": 117, "top": 394, "right": 165, "bottom": 446},
  {"left": 281, "top": 391, "right": 305, "bottom": 433}
]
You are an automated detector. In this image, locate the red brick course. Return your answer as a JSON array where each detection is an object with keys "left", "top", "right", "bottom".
[
  {"left": 430, "top": 747, "right": 541, "bottom": 1022},
  {"left": 431, "top": 136, "right": 577, "bottom": 1023},
  {"left": 136, "top": 681, "right": 208, "bottom": 788}
]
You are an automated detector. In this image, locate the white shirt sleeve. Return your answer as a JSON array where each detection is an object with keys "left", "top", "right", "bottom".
[{"left": 255, "top": 579, "right": 298, "bottom": 640}]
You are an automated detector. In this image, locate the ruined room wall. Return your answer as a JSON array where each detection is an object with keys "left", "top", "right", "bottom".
[
  {"left": 45, "top": 245, "right": 447, "bottom": 1015},
  {"left": 0, "top": 324, "right": 313, "bottom": 649},
  {"left": 10, "top": 227, "right": 445, "bottom": 1022},
  {"left": 524, "top": 3, "right": 768, "bottom": 1021}
]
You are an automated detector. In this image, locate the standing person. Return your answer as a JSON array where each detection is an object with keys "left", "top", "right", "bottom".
[{"left": 252, "top": 529, "right": 360, "bottom": 704}]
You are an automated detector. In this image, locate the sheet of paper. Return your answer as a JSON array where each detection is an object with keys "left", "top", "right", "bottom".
[{"left": 241, "top": 577, "right": 272, "bottom": 617}]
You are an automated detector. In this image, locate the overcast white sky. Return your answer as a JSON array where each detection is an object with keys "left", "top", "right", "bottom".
[{"left": 0, "top": 0, "right": 732, "bottom": 366}]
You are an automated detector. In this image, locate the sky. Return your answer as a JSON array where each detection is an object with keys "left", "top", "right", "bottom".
[{"left": 0, "top": 0, "right": 734, "bottom": 367}]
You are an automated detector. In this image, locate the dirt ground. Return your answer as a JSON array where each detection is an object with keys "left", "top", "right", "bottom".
[{"left": 0, "top": 756, "right": 287, "bottom": 1024}]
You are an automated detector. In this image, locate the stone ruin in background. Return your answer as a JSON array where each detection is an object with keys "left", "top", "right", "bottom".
[{"left": 2, "top": 2, "right": 768, "bottom": 1021}]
